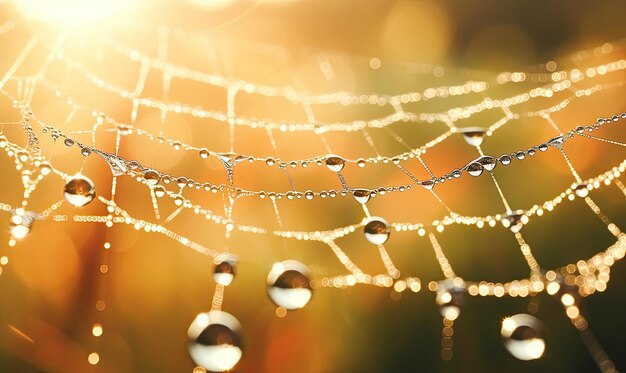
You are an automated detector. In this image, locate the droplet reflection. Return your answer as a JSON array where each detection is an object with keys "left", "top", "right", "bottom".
[
  {"left": 267, "top": 260, "right": 312, "bottom": 310},
  {"left": 187, "top": 310, "right": 243, "bottom": 372},
  {"left": 501, "top": 314, "right": 546, "bottom": 361}
]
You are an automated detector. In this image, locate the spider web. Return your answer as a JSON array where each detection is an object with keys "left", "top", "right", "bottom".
[{"left": 0, "top": 4, "right": 625, "bottom": 372}]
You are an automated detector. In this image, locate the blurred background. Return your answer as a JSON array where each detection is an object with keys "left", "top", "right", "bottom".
[{"left": 0, "top": 0, "right": 625, "bottom": 372}]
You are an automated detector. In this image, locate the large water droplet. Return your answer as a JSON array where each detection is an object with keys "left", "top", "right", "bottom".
[
  {"left": 459, "top": 127, "right": 487, "bottom": 147},
  {"left": 466, "top": 162, "right": 484, "bottom": 177},
  {"left": 546, "top": 135, "right": 564, "bottom": 149},
  {"left": 502, "top": 212, "right": 528, "bottom": 233},
  {"left": 325, "top": 155, "right": 345, "bottom": 172},
  {"left": 364, "top": 217, "right": 390, "bottom": 245},
  {"left": 64, "top": 174, "right": 96, "bottom": 207},
  {"left": 421, "top": 179, "right": 436, "bottom": 190},
  {"left": 436, "top": 279, "right": 464, "bottom": 320},
  {"left": 574, "top": 183, "right": 589, "bottom": 198},
  {"left": 267, "top": 260, "right": 312, "bottom": 310},
  {"left": 187, "top": 310, "right": 243, "bottom": 372},
  {"left": 501, "top": 314, "right": 545, "bottom": 361},
  {"left": 499, "top": 155, "right": 512, "bottom": 165},
  {"left": 214, "top": 255, "right": 237, "bottom": 286},
  {"left": 477, "top": 156, "right": 497, "bottom": 171},
  {"left": 143, "top": 169, "right": 160, "bottom": 185},
  {"left": 353, "top": 189, "right": 371, "bottom": 204},
  {"left": 9, "top": 212, "right": 35, "bottom": 239}
]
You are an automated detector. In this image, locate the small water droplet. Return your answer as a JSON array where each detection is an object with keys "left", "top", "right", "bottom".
[
  {"left": 353, "top": 189, "right": 371, "bottom": 204},
  {"left": 143, "top": 170, "right": 160, "bottom": 185},
  {"left": 515, "top": 151, "right": 525, "bottom": 160},
  {"left": 357, "top": 159, "right": 366, "bottom": 168},
  {"left": 199, "top": 149, "right": 209, "bottom": 159},
  {"left": 501, "top": 314, "right": 545, "bottom": 361},
  {"left": 527, "top": 149, "right": 536, "bottom": 156},
  {"left": 265, "top": 158, "right": 275, "bottom": 166},
  {"left": 81, "top": 147, "right": 92, "bottom": 156},
  {"left": 64, "top": 174, "right": 96, "bottom": 207},
  {"left": 538, "top": 144, "right": 548, "bottom": 152},
  {"left": 325, "top": 155, "right": 345, "bottom": 172},
  {"left": 466, "top": 162, "right": 484, "bottom": 177},
  {"left": 452, "top": 169, "right": 462, "bottom": 178},
  {"left": 267, "top": 260, "right": 312, "bottom": 310},
  {"left": 436, "top": 279, "right": 464, "bottom": 320},
  {"left": 476, "top": 156, "right": 497, "bottom": 171},
  {"left": 214, "top": 255, "right": 237, "bottom": 286},
  {"left": 547, "top": 136, "right": 564, "bottom": 149},
  {"left": 364, "top": 217, "right": 390, "bottom": 245},
  {"left": 502, "top": 213, "right": 527, "bottom": 233},
  {"left": 187, "top": 310, "right": 243, "bottom": 372},
  {"left": 153, "top": 185, "right": 166, "bottom": 198},
  {"left": 421, "top": 179, "right": 436, "bottom": 190},
  {"left": 459, "top": 127, "right": 487, "bottom": 147},
  {"left": 574, "top": 183, "right": 589, "bottom": 198},
  {"left": 9, "top": 212, "right": 34, "bottom": 239},
  {"left": 499, "top": 155, "right": 512, "bottom": 165}
]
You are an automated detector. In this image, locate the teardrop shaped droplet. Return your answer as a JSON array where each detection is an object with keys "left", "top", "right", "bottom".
[
  {"left": 574, "top": 183, "right": 589, "bottom": 198},
  {"left": 214, "top": 255, "right": 237, "bottom": 286},
  {"left": 499, "top": 155, "right": 512, "bottom": 165},
  {"left": 64, "top": 174, "right": 96, "bottom": 207},
  {"left": 143, "top": 169, "right": 160, "bottom": 185},
  {"left": 501, "top": 314, "right": 545, "bottom": 361},
  {"left": 325, "top": 155, "right": 345, "bottom": 173},
  {"left": 353, "top": 189, "right": 371, "bottom": 204},
  {"left": 546, "top": 135, "right": 564, "bottom": 149},
  {"left": 459, "top": 127, "right": 487, "bottom": 147},
  {"left": 187, "top": 310, "right": 243, "bottom": 372},
  {"left": 477, "top": 156, "right": 497, "bottom": 171},
  {"left": 436, "top": 279, "right": 465, "bottom": 320},
  {"left": 9, "top": 212, "right": 35, "bottom": 239},
  {"left": 420, "top": 179, "right": 436, "bottom": 190},
  {"left": 199, "top": 148, "right": 210, "bottom": 159},
  {"left": 466, "top": 162, "right": 484, "bottom": 177},
  {"left": 267, "top": 260, "right": 312, "bottom": 310},
  {"left": 501, "top": 212, "right": 528, "bottom": 233},
  {"left": 364, "top": 217, "right": 391, "bottom": 245}
]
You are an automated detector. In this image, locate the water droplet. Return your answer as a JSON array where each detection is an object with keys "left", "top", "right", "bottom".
[
  {"left": 466, "top": 162, "right": 483, "bottom": 177},
  {"left": 502, "top": 213, "right": 527, "bottom": 233},
  {"left": 267, "top": 260, "right": 312, "bottom": 310},
  {"left": 477, "top": 156, "right": 497, "bottom": 171},
  {"left": 452, "top": 169, "right": 462, "bottom": 178},
  {"left": 9, "top": 212, "right": 34, "bottom": 239},
  {"left": 64, "top": 174, "right": 96, "bottom": 207},
  {"left": 459, "top": 127, "right": 487, "bottom": 147},
  {"left": 63, "top": 138, "right": 74, "bottom": 147},
  {"left": 304, "top": 190, "right": 314, "bottom": 200},
  {"left": 574, "top": 183, "right": 589, "bottom": 198},
  {"left": 499, "top": 155, "right": 512, "bottom": 165},
  {"left": 501, "top": 314, "right": 545, "bottom": 361},
  {"left": 153, "top": 185, "right": 166, "bottom": 198},
  {"left": 187, "top": 310, "right": 243, "bottom": 372},
  {"left": 547, "top": 135, "right": 564, "bottom": 149},
  {"left": 527, "top": 149, "right": 536, "bottom": 156},
  {"left": 515, "top": 151, "right": 525, "bottom": 160},
  {"left": 538, "top": 144, "right": 548, "bottom": 152},
  {"left": 81, "top": 147, "right": 92, "bottom": 157},
  {"left": 353, "top": 189, "right": 371, "bottom": 204},
  {"left": 357, "top": 159, "right": 366, "bottom": 168},
  {"left": 325, "top": 155, "right": 345, "bottom": 172},
  {"left": 436, "top": 279, "right": 464, "bottom": 320},
  {"left": 143, "top": 169, "right": 160, "bottom": 185},
  {"left": 199, "top": 149, "right": 209, "bottom": 159},
  {"left": 265, "top": 158, "right": 275, "bottom": 166},
  {"left": 421, "top": 179, "right": 436, "bottom": 190},
  {"left": 364, "top": 217, "right": 390, "bottom": 245},
  {"left": 214, "top": 255, "right": 237, "bottom": 286}
]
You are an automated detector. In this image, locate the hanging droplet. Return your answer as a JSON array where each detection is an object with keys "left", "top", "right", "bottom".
[
  {"left": 501, "top": 314, "right": 546, "bottom": 361},
  {"left": 143, "top": 169, "right": 160, "bottom": 185},
  {"left": 199, "top": 149, "right": 210, "bottom": 159},
  {"left": 451, "top": 169, "right": 462, "bottom": 178},
  {"left": 357, "top": 159, "right": 366, "bottom": 168},
  {"left": 9, "top": 212, "right": 34, "bottom": 239},
  {"left": 546, "top": 135, "right": 564, "bottom": 149},
  {"left": 499, "top": 155, "right": 512, "bottom": 165},
  {"left": 153, "top": 185, "right": 166, "bottom": 198},
  {"left": 501, "top": 212, "right": 528, "bottom": 233},
  {"left": 64, "top": 138, "right": 75, "bottom": 147},
  {"left": 421, "top": 179, "right": 436, "bottom": 190},
  {"left": 538, "top": 144, "right": 548, "bottom": 152},
  {"left": 64, "top": 174, "right": 96, "bottom": 207},
  {"left": 325, "top": 155, "right": 345, "bottom": 172},
  {"left": 515, "top": 151, "right": 525, "bottom": 160},
  {"left": 458, "top": 127, "right": 487, "bottom": 147},
  {"left": 214, "top": 255, "right": 237, "bottom": 286},
  {"left": 364, "top": 217, "right": 391, "bottom": 245},
  {"left": 574, "top": 183, "right": 589, "bottom": 198},
  {"left": 267, "top": 260, "right": 312, "bottom": 310},
  {"left": 265, "top": 158, "right": 275, "bottom": 166},
  {"left": 436, "top": 279, "right": 465, "bottom": 320},
  {"left": 466, "top": 162, "right": 484, "bottom": 177},
  {"left": 187, "top": 310, "right": 243, "bottom": 372},
  {"left": 477, "top": 156, "right": 497, "bottom": 171},
  {"left": 81, "top": 147, "right": 92, "bottom": 157},
  {"left": 353, "top": 189, "right": 371, "bottom": 204}
]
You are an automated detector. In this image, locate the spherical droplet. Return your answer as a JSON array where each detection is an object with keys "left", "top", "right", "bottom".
[
  {"left": 267, "top": 260, "right": 312, "bottom": 310},
  {"left": 325, "top": 155, "right": 345, "bottom": 172},
  {"left": 466, "top": 162, "right": 484, "bottom": 177},
  {"left": 574, "top": 183, "right": 589, "bottom": 198},
  {"left": 64, "top": 174, "right": 96, "bottom": 207},
  {"left": 143, "top": 169, "right": 160, "bottom": 185},
  {"left": 63, "top": 138, "right": 75, "bottom": 147},
  {"left": 364, "top": 217, "right": 390, "bottom": 245},
  {"left": 304, "top": 190, "right": 314, "bottom": 200},
  {"left": 459, "top": 127, "right": 487, "bottom": 147},
  {"left": 199, "top": 149, "right": 210, "bottom": 159},
  {"left": 546, "top": 135, "right": 564, "bottom": 149},
  {"left": 9, "top": 212, "right": 34, "bottom": 239},
  {"left": 499, "top": 155, "right": 512, "bottom": 165},
  {"left": 187, "top": 311, "right": 243, "bottom": 372},
  {"left": 436, "top": 279, "right": 464, "bottom": 320},
  {"left": 353, "top": 189, "right": 371, "bottom": 204},
  {"left": 153, "top": 185, "right": 166, "bottom": 198},
  {"left": 478, "top": 156, "right": 497, "bottom": 171},
  {"left": 421, "top": 179, "right": 435, "bottom": 190},
  {"left": 502, "top": 213, "right": 528, "bottom": 233},
  {"left": 501, "top": 314, "right": 546, "bottom": 361},
  {"left": 214, "top": 255, "right": 237, "bottom": 286},
  {"left": 265, "top": 157, "right": 275, "bottom": 166}
]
